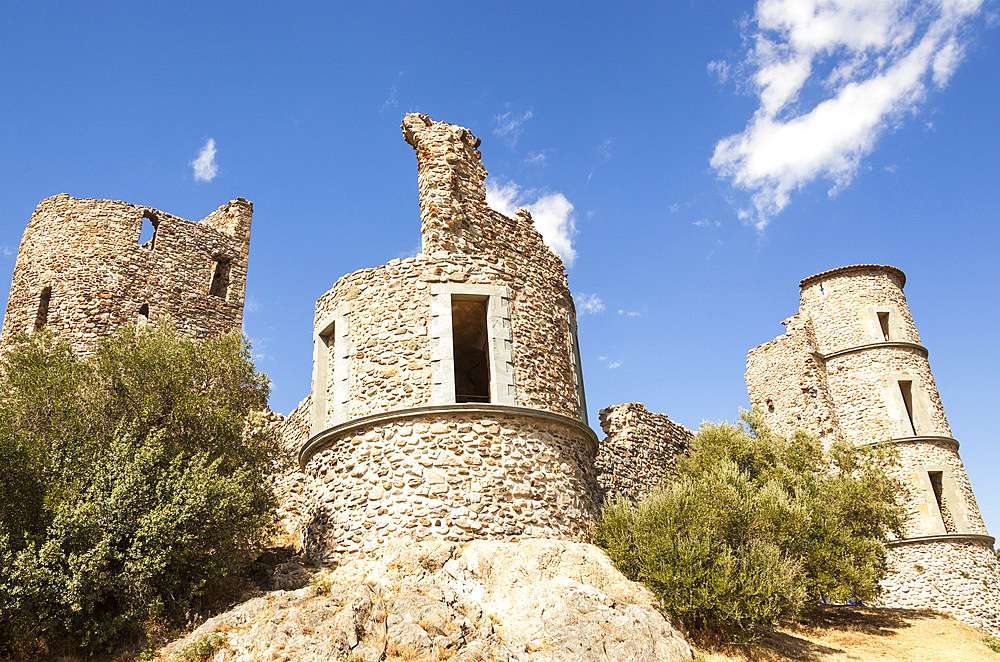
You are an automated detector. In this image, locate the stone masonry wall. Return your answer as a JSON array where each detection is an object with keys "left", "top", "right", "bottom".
[
  {"left": 823, "top": 347, "right": 952, "bottom": 443},
  {"left": 799, "top": 265, "right": 919, "bottom": 353},
  {"left": 595, "top": 403, "right": 694, "bottom": 501},
  {"left": 302, "top": 412, "right": 599, "bottom": 562},
  {"left": 746, "top": 313, "right": 844, "bottom": 449},
  {"left": 888, "top": 440, "right": 988, "bottom": 538},
  {"left": 880, "top": 540, "right": 1000, "bottom": 634},
  {"left": 1, "top": 194, "right": 251, "bottom": 356}
]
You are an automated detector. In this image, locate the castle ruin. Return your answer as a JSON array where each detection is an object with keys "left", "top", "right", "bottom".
[
  {"left": 0, "top": 194, "right": 252, "bottom": 355},
  {"left": 294, "top": 114, "right": 600, "bottom": 561},
  {"left": 746, "top": 264, "right": 1000, "bottom": 632},
  {"left": 2, "top": 118, "right": 998, "bottom": 638}
]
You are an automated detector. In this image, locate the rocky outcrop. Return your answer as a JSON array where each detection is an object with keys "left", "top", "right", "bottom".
[{"left": 160, "top": 538, "right": 693, "bottom": 662}]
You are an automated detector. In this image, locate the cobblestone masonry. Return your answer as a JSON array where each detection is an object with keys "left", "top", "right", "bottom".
[
  {"left": 595, "top": 403, "right": 693, "bottom": 501},
  {"left": 294, "top": 115, "right": 598, "bottom": 560},
  {"left": 0, "top": 194, "right": 251, "bottom": 355},
  {"left": 746, "top": 265, "right": 1000, "bottom": 634}
]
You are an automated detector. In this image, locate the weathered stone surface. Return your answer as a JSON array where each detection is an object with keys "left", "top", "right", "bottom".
[
  {"left": 0, "top": 194, "right": 251, "bottom": 355},
  {"left": 595, "top": 403, "right": 693, "bottom": 501},
  {"left": 159, "top": 539, "right": 693, "bottom": 662}
]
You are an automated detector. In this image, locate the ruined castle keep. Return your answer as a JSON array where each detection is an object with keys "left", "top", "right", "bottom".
[
  {"left": 0, "top": 194, "right": 252, "bottom": 355},
  {"left": 296, "top": 114, "right": 599, "bottom": 561},
  {"left": 746, "top": 264, "right": 1000, "bottom": 632}
]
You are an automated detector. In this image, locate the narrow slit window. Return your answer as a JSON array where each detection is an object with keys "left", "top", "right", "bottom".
[
  {"left": 320, "top": 327, "right": 335, "bottom": 408},
  {"left": 898, "top": 379, "right": 916, "bottom": 435},
  {"left": 452, "top": 298, "right": 490, "bottom": 403},
  {"left": 138, "top": 214, "right": 158, "bottom": 249},
  {"left": 34, "top": 287, "right": 51, "bottom": 331},
  {"left": 928, "top": 471, "right": 957, "bottom": 533},
  {"left": 878, "top": 311, "right": 891, "bottom": 341},
  {"left": 209, "top": 257, "right": 231, "bottom": 298}
]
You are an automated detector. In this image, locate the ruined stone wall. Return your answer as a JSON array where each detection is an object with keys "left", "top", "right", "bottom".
[
  {"left": 746, "top": 313, "right": 844, "bottom": 449},
  {"left": 1, "top": 194, "right": 251, "bottom": 355},
  {"left": 594, "top": 403, "right": 693, "bottom": 501},
  {"left": 302, "top": 410, "right": 599, "bottom": 562}
]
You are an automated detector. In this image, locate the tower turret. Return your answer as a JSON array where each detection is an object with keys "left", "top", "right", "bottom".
[
  {"left": 747, "top": 265, "right": 1000, "bottom": 633},
  {"left": 298, "top": 115, "right": 598, "bottom": 561}
]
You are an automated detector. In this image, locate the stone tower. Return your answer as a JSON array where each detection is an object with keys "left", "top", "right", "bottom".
[
  {"left": 747, "top": 264, "right": 1000, "bottom": 632},
  {"left": 297, "top": 114, "right": 599, "bottom": 561},
  {"left": 1, "top": 194, "right": 252, "bottom": 355}
]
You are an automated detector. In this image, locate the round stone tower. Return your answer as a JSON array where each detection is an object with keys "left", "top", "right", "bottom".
[
  {"left": 0, "top": 194, "right": 252, "bottom": 356},
  {"left": 298, "top": 115, "right": 598, "bottom": 561},
  {"left": 748, "top": 264, "right": 1000, "bottom": 633}
]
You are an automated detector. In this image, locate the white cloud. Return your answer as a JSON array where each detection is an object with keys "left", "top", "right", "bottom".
[
  {"left": 486, "top": 179, "right": 578, "bottom": 267},
  {"left": 382, "top": 85, "right": 399, "bottom": 110},
  {"left": 708, "top": 59, "right": 731, "bottom": 83},
  {"left": 693, "top": 218, "right": 721, "bottom": 228},
  {"left": 617, "top": 309, "right": 641, "bottom": 318},
  {"left": 577, "top": 293, "right": 605, "bottom": 314},
  {"left": 607, "top": 360, "right": 622, "bottom": 370},
  {"left": 191, "top": 138, "right": 219, "bottom": 182},
  {"left": 1, "top": 245, "right": 14, "bottom": 257},
  {"left": 711, "top": 0, "right": 984, "bottom": 230},
  {"left": 493, "top": 109, "right": 533, "bottom": 146},
  {"left": 244, "top": 297, "right": 261, "bottom": 314},
  {"left": 598, "top": 138, "right": 614, "bottom": 160},
  {"left": 525, "top": 151, "right": 549, "bottom": 165}
]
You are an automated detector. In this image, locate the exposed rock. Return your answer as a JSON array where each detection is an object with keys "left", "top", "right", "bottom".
[{"left": 160, "top": 538, "right": 693, "bottom": 662}]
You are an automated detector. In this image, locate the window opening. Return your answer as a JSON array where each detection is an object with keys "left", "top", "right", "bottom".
[
  {"left": 209, "top": 257, "right": 231, "bottom": 298},
  {"left": 320, "top": 326, "right": 335, "bottom": 409},
  {"left": 898, "top": 380, "right": 916, "bottom": 435},
  {"left": 452, "top": 298, "right": 490, "bottom": 403},
  {"left": 34, "top": 287, "right": 51, "bottom": 331},
  {"left": 138, "top": 214, "right": 158, "bottom": 249},
  {"left": 878, "top": 311, "right": 891, "bottom": 341},
  {"left": 928, "top": 471, "right": 957, "bottom": 533},
  {"left": 138, "top": 303, "right": 149, "bottom": 320}
]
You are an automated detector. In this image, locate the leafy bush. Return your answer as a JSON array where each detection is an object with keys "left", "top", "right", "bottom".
[
  {"left": 595, "top": 411, "right": 904, "bottom": 639},
  {"left": 0, "top": 323, "right": 282, "bottom": 654},
  {"left": 176, "top": 633, "right": 227, "bottom": 662}
]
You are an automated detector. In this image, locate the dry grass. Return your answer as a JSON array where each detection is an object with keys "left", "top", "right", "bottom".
[{"left": 694, "top": 606, "right": 1000, "bottom": 662}]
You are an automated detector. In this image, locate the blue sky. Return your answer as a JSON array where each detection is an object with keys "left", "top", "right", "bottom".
[{"left": 2, "top": 2, "right": 1000, "bottom": 532}]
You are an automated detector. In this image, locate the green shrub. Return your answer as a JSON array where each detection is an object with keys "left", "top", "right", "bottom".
[
  {"left": 0, "top": 323, "right": 282, "bottom": 654},
  {"left": 595, "top": 411, "right": 904, "bottom": 639},
  {"left": 177, "top": 633, "right": 228, "bottom": 662}
]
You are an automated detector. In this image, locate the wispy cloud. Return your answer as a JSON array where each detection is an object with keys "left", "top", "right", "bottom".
[
  {"left": 576, "top": 293, "right": 605, "bottom": 314},
  {"left": 244, "top": 297, "right": 261, "bottom": 314},
  {"left": 191, "top": 138, "right": 218, "bottom": 182},
  {"left": 525, "top": 150, "right": 550, "bottom": 165},
  {"left": 382, "top": 85, "right": 399, "bottom": 110},
  {"left": 711, "top": 0, "right": 984, "bottom": 230},
  {"left": 1, "top": 244, "right": 14, "bottom": 257},
  {"left": 598, "top": 138, "right": 615, "bottom": 160},
  {"left": 493, "top": 108, "right": 533, "bottom": 147},
  {"left": 486, "top": 179, "right": 578, "bottom": 267},
  {"left": 617, "top": 309, "right": 641, "bottom": 318},
  {"left": 708, "top": 59, "right": 731, "bottom": 83},
  {"left": 693, "top": 218, "right": 721, "bottom": 228}
]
